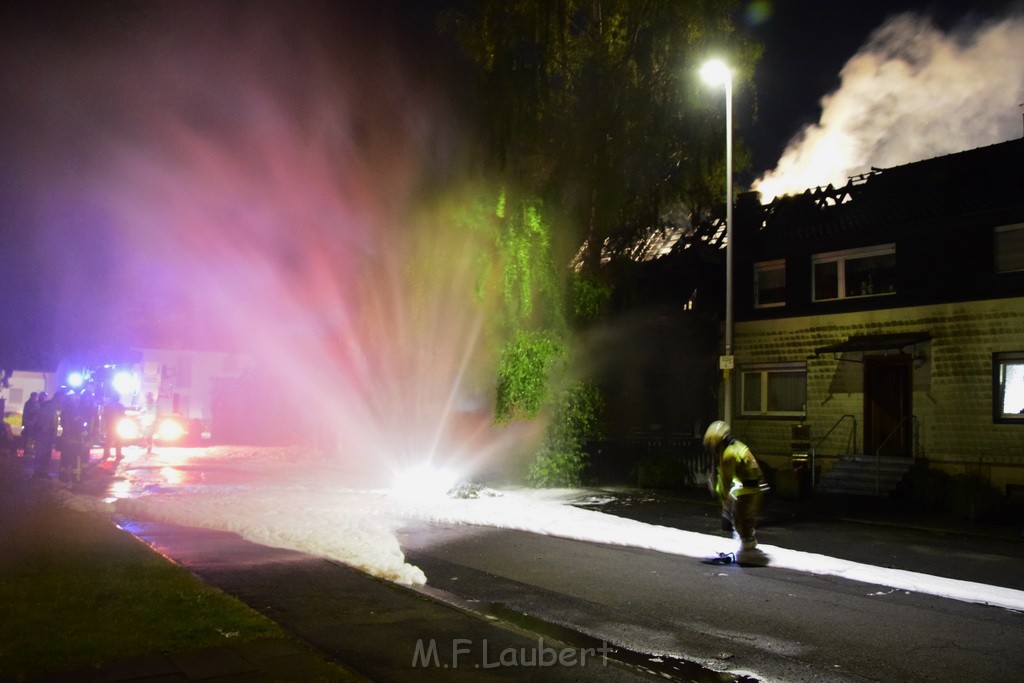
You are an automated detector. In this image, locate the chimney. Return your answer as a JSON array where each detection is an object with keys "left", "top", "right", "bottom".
[{"left": 734, "top": 191, "right": 765, "bottom": 243}]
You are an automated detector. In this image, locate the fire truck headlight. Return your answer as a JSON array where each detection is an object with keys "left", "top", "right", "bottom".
[
  {"left": 115, "top": 417, "right": 141, "bottom": 441},
  {"left": 156, "top": 418, "right": 186, "bottom": 442}
]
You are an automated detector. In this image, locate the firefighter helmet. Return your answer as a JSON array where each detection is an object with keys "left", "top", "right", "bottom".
[{"left": 703, "top": 420, "right": 731, "bottom": 451}]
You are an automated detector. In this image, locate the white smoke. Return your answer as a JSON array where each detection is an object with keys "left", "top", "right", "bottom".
[{"left": 753, "top": 11, "right": 1024, "bottom": 201}]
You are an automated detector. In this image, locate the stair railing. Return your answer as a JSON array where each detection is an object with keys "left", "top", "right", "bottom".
[
  {"left": 809, "top": 414, "right": 857, "bottom": 487},
  {"left": 872, "top": 414, "right": 917, "bottom": 495}
]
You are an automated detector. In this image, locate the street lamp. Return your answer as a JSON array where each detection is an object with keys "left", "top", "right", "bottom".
[{"left": 701, "top": 58, "right": 734, "bottom": 425}]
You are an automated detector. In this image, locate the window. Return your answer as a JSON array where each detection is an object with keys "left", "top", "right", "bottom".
[
  {"left": 754, "top": 259, "right": 785, "bottom": 308},
  {"left": 813, "top": 244, "right": 896, "bottom": 301},
  {"left": 995, "top": 223, "right": 1024, "bottom": 273},
  {"left": 994, "top": 352, "right": 1024, "bottom": 423},
  {"left": 683, "top": 288, "right": 697, "bottom": 311},
  {"left": 740, "top": 363, "right": 807, "bottom": 417}
]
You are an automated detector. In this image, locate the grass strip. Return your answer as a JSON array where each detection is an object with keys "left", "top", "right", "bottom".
[{"left": 0, "top": 484, "right": 286, "bottom": 679}]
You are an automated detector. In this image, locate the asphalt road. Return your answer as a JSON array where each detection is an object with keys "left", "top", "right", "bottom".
[
  {"left": 397, "top": 501, "right": 1024, "bottom": 682},
  {"left": 128, "top": 486, "right": 1024, "bottom": 682}
]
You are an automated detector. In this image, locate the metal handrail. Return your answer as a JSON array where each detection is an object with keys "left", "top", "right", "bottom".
[
  {"left": 809, "top": 414, "right": 857, "bottom": 487},
  {"left": 873, "top": 414, "right": 917, "bottom": 494}
]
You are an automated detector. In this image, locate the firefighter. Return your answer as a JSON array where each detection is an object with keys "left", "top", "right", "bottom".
[
  {"left": 102, "top": 397, "right": 126, "bottom": 460},
  {"left": 58, "top": 392, "right": 89, "bottom": 483},
  {"left": 704, "top": 420, "right": 770, "bottom": 566},
  {"left": 20, "top": 392, "right": 40, "bottom": 458},
  {"left": 139, "top": 392, "right": 157, "bottom": 454},
  {"left": 33, "top": 391, "right": 61, "bottom": 478}
]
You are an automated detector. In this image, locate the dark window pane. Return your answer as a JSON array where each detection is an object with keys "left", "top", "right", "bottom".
[
  {"left": 814, "top": 261, "right": 838, "bottom": 301},
  {"left": 742, "top": 373, "right": 762, "bottom": 413},
  {"left": 755, "top": 266, "right": 785, "bottom": 306},
  {"left": 995, "top": 224, "right": 1024, "bottom": 273},
  {"left": 767, "top": 372, "right": 806, "bottom": 413},
  {"left": 846, "top": 252, "right": 896, "bottom": 296}
]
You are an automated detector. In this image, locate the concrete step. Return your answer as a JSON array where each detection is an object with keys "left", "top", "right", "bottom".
[{"left": 817, "top": 455, "right": 913, "bottom": 497}]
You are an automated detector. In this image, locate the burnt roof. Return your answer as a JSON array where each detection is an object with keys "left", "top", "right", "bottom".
[{"left": 754, "top": 137, "right": 1024, "bottom": 241}]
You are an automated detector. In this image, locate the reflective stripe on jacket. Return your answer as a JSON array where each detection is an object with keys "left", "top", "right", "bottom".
[{"left": 716, "top": 439, "right": 764, "bottom": 500}]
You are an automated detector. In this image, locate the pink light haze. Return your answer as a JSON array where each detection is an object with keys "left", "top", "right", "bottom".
[{"left": 8, "top": 3, "right": 541, "bottom": 483}]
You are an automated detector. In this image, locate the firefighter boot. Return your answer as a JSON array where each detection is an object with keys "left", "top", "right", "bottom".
[{"left": 737, "top": 544, "right": 769, "bottom": 567}]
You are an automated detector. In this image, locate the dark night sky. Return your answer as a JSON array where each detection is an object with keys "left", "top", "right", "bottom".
[{"left": 0, "top": 0, "right": 1019, "bottom": 371}]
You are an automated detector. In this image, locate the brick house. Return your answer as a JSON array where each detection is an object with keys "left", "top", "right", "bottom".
[{"left": 727, "top": 136, "right": 1024, "bottom": 497}]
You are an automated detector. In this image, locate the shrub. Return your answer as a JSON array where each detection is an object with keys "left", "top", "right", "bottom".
[
  {"left": 525, "top": 381, "right": 602, "bottom": 488},
  {"left": 901, "top": 463, "right": 951, "bottom": 510},
  {"left": 947, "top": 474, "right": 1004, "bottom": 522}
]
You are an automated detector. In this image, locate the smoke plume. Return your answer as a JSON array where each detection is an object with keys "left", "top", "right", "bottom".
[{"left": 753, "top": 10, "right": 1024, "bottom": 201}]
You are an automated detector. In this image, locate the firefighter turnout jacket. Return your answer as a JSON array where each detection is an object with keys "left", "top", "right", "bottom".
[{"left": 714, "top": 437, "right": 764, "bottom": 503}]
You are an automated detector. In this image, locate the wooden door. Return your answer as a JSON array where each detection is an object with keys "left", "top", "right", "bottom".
[{"left": 864, "top": 355, "right": 911, "bottom": 457}]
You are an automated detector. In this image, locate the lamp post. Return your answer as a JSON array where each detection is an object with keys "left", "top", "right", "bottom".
[{"left": 701, "top": 58, "right": 734, "bottom": 425}]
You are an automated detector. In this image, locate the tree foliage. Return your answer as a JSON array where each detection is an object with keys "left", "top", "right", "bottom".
[
  {"left": 495, "top": 329, "right": 564, "bottom": 424},
  {"left": 526, "top": 380, "right": 603, "bottom": 487},
  {"left": 438, "top": 2, "right": 760, "bottom": 485},
  {"left": 459, "top": 189, "right": 567, "bottom": 423},
  {"left": 441, "top": 0, "right": 761, "bottom": 268}
]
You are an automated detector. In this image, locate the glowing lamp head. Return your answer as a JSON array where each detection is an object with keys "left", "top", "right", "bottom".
[
  {"left": 67, "top": 372, "right": 85, "bottom": 388},
  {"left": 700, "top": 59, "right": 732, "bottom": 87},
  {"left": 392, "top": 462, "right": 462, "bottom": 499}
]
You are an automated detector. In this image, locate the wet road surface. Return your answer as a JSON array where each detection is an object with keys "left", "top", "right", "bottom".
[{"left": 125, "top": 483, "right": 1024, "bottom": 681}]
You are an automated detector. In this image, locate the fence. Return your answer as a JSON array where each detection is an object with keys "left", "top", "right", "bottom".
[{"left": 583, "top": 434, "right": 713, "bottom": 488}]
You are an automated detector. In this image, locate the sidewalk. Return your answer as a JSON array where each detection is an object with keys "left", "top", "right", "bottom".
[
  {"left": 36, "top": 637, "right": 365, "bottom": 682},
  {"left": 594, "top": 482, "right": 1024, "bottom": 543},
  {"left": 0, "top": 454, "right": 651, "bottom": 682},
  {"left": 0, "top": 454, "right": 366, "bottom": 682}
]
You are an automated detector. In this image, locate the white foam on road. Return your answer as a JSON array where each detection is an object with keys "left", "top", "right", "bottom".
[{"left": 59, "top": 445, "right": 1024, "bottom": 612}]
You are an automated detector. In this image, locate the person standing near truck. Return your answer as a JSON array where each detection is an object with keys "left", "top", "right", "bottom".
[
  {"left": 139, "top": 392, "right": 158, "bottom": 454},
  {"left": 33, "top": 392, "right": 61, "bottom": 478},
  {"left": 20, "top": 392, "right": 40, "bottom": 458}
]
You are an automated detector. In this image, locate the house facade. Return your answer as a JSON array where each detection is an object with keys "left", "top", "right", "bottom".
[{"left": 727, "top": 137, "right": 1024, "bottom": 496}]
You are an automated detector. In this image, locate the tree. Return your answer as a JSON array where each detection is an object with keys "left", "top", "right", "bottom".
[
  {"left": 441, "top": 0, "right": 761, "bottom": 270},
  {"left": 439, "top": 1, "right": 761, "bottom": 484}
]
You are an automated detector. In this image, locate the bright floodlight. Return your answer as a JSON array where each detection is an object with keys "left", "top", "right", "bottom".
[
  {"left": 700, "top": 59, "right": 731, "bottom": 86},
  {"left": 112, "top": 371, "right": 134, "bottom": 396},
  {"left": 392, "top": 462, "right": 462, "bottom": 499},
  {"left": 67, "top": 371, "right": 85, "bottom": 388}
]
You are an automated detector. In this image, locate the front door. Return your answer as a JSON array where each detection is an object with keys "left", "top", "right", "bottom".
[{"left": 864, "top": 354, "right": 912, "bottom": 457}]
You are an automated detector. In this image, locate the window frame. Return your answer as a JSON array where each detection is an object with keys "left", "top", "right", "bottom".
[
  {"left": 753, "top": 259, "right": 786, "bottom": 309},
  {"left": 994, "top": 223, "right": 1024, "bottom": 274},
  {"left": 993, "top": 351, "right": 1024, "bottom": 424},
  {"left": 812, "top": 243, "right": 896, "bottom": 302},
  {"left": 739, "top": 362, "right": 807, "bottom": 418}
]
